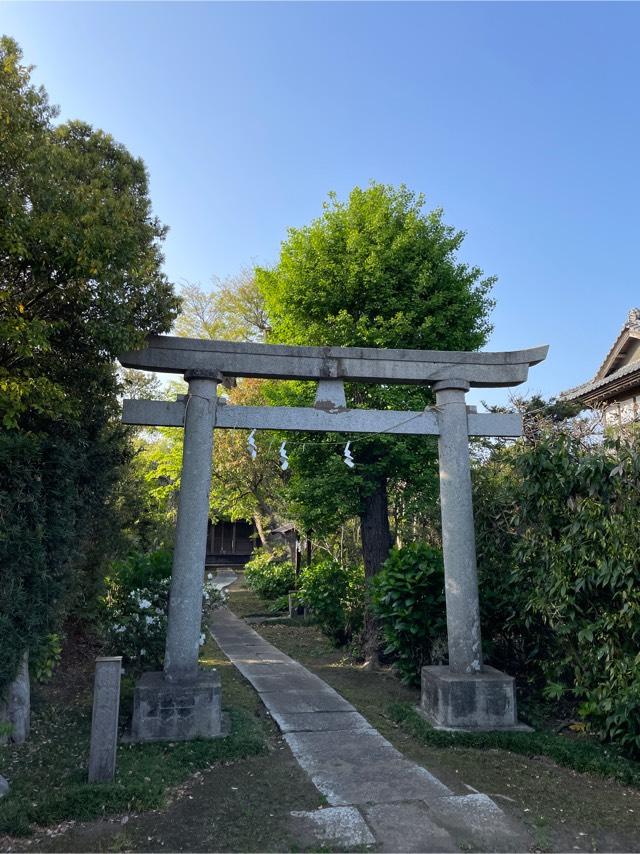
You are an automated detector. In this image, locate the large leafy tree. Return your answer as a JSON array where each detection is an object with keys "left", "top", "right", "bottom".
[
  {"left": 142, "top": 275, "right": 283, "bottom": 544},
  {"left": 0, "top": 36, "right": 178, "bottom": 428},
  {"left": 174, "top": 271, "right": 269, "bottom": 343},
  {"left": 0, "top": 37, "right": 179, "bottom": 702},
  {"left": 257, "top": 183, "right": 495, "bottom": 661}
]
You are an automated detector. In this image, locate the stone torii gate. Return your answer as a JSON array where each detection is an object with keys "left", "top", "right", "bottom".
[{"left": 119, "top": 336, "right": 547, "bottom": 740}]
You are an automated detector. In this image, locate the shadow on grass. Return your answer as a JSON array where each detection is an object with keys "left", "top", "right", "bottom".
[
  {"left": 0, "top": 632, "right": 269, "bottom": 838},
  {"left": 388, "top": 702, "right": 640, "bottom": 789},
  {"left": 0, "top": 704, "right": 266, "bottom": 837}
]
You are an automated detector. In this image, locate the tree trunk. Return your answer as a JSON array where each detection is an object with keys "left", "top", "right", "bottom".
[
  {"left": 360, "top": 479, "right": 392, "bottom": 667},
  {"left": 253, "top": 513, "right": 268, "bottom": 547}
]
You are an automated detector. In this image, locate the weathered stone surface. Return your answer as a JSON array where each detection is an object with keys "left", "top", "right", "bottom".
[
  {"left": 88, "top": 657, "right": 122, "bottom": 783},
  {"left": 261, "top": 688, "right": 356, "bottom": 717},
  {"left": 243, "top": 669, "right": 328, "bottom": 694},
  {"left": 363, "top": 801, "right": 458, "bottom": 853},
  {"left": 289, "top": 807, "right": 375, "bottom": 848},
  {"left": 0, "top": 775, "right": 9, "bottom": 797},
  {"left": 124, "top": 397, "right": 524, "bottom": 438},
  {"left": 435, "top": 382, "right": 483, "bottom": 675},
  {"left": 421, "top": 665, "right": 531, "bottom": 730},
  {"left": 211, "top": 604, "right": 532, "bottom": 850},
  {"left": 119, "top": 334, "right": 548, "bottom": 388},
  {"left": 131, "top": 670, "right": 221, "bottom": 742},
  {"left": 164, "top": 374, "right": 218, "bottom": 683},
  {"left": 209, "top": 569, "right": 237, "bottom": 591},
  {"left": 284, "top": 729, "right": 451, "bottom": 805},
  {"left": 431, "top": 793, "right": 532, "bottom": 852},
  {"left": 0, "top": 651, "right": 30, "bottom": 745},
  {"left": 274, "top": 710, "right": 373, "bottom": 733},
  {"left": 122, "top": 337, "right": 549, "bottom": 742}
]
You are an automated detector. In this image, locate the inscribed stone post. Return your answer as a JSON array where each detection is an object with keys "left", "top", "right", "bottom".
[{"left": 88, "top": 656, "right": 122, "bottom": 783}]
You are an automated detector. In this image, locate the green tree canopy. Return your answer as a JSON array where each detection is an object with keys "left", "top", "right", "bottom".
[
  {"left": 0, "top": 36, "right": 179, "bottom": 699},
  {"left": 256, "top": 183, "right": 495, "bottom": 659},
  {"left": 0, "top": 35, "right": 179, "bottom": 429}
]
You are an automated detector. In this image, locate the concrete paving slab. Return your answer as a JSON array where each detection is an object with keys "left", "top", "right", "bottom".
[
  {"left": 289, "top": 807, "right": 375, "bottom": 848},
  {"left": 284, "top": 729, "right": 451, "bottom": 805},
  {"left": 430, "top": 793, "right": 531, "bottom": 852},
  {"left": 209, "top": 570, "right": 237, "bottom": 591},
  {"left": 260, "top": 688, "right": 356, "bottom": 716},
  {"left": 210, "top": 606, "right": 529, "bottom": 852},
  {"left": 363, "top": 801, "right": 458, "bottom": 852},
  {"left": 275, "top": 710, "right": 374, "bottom": 733},
  {"left": 246, "top": 671, "right": 330, "bottom": 693}
]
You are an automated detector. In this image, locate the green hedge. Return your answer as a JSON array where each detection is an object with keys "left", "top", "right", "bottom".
[
  {"left": 244, "top": 547, "right": 296, "bottom": 600},
  {"left": 371, "top": 543, "right": 446, "bottom": 685},
  {"left": 298, "top": 559, "right": 365, "bottom": 644},
  {"left": 0, "top": 433, "right": 84, "bottom": 692},
  {"left": 474, "top": 426, "right": 640, "bottom": 756}
]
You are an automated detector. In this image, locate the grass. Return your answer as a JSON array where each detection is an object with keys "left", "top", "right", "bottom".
[
  {"left": 387, "top": 701, "right": 640, "bottom": 789},
  {"left": 0, "top": 641, "right": 267, "bottom": 838}
]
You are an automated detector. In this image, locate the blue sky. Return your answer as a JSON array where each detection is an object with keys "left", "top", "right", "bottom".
[{"left": 4, "top": 1, "right": 640, "bottom": 407}]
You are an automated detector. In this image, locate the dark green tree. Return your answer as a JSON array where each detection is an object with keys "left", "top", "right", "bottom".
[
  {"left": 257, "top": 183, "right": 494, "bottom": 661},
  {"left": 0, "top": 36, "right": 179, "bottom": 704}
]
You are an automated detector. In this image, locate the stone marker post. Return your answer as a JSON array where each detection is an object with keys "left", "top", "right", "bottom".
[
  {"left": 88, "top": 656, "right": 122, "bottom": 783},
  {"left": 0, "top": 651, "right": 30, "bottom": 745}
]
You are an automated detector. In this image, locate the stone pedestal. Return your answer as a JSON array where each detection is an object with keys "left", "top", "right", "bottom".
[
  {"left": 131, "top": 671, "right": 222, "bottom": 742},
  {"left": 420, "top": 665, "right": 530, "bottom": 731}
]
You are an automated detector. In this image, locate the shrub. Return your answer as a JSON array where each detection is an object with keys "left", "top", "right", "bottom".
[
  {"left": 30, "top": 633, "right": 63, "bottom": 684},
  {"left": 474, "top": 422, "right": 640, "bottom": 756},
  {"left": 99, "top": 550, "right": 223, "bottom": 673},
  {"left": 298, "top": 559, "right": 365, "bottom": 644},
  {"left": 107, "top": 549, "right": 173, "bottom": 591},
  {"left": 244, "top": 547, "right": 296, "bottom": 600},
  {"left": 371, "top": 543, "right": 447, "bottom": 685}
]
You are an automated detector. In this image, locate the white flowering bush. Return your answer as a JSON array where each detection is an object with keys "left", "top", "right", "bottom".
[
  {"left": 100, "top": 552, "right": 226, "bottom": 672},
  {"left": 101, "top": 575, "right": 170, "bottom": 672},
  {"left": 203, "top": 572, "right": 226, "bottom": 614}
]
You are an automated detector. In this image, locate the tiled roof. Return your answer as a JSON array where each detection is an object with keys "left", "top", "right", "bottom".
[
  {"left": 593, "top": 308, "right": 640, "bottom": 380},
  {"left": 561, "top": 309, "right": 640, "bottom": 402},
  {"left": 562, "top": 360, "right": 640, "bottom": 401}
]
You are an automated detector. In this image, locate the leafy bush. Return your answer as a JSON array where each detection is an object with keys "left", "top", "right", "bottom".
[
  {"left": 106, "top": 549, "right": 173, "bottom": 591},
  {"left": 371, "top": 543, "right": 446, "bottom": 685},
  {"left": 244, "top": 547, "right": 296, "bottom": 600},
  {"left": 30, "top": 633, "right": 63, "bottom": 684},
  {"left": 474, "top": 421, "right": 640, "bottom": 756},
  {"left": 100, "top": 550, "right": 223, "bottom": 672},
  {"left": 298, "top": 559, "right": 365, "bottom": 644}
]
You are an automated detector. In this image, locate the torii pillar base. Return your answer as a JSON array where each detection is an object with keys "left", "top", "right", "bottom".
[
  {"left": 420, "top": 665, "right": 531, "bottom": 732},
  {"left": 131, "top": 671, "right": 222, "bottom": 743}
]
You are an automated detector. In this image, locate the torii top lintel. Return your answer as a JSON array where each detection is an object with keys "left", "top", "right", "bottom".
[{"left": 119, "top": 336, "right": 548, "bottom": 389}]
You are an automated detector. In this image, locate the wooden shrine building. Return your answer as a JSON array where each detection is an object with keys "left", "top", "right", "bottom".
[{"left": 205, "top": 519, "right": 256, "bottom": 567}]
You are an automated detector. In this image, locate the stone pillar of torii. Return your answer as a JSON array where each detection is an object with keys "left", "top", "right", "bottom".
[{"left": 119, "top": 336, "right": 547, "bottom": 739}]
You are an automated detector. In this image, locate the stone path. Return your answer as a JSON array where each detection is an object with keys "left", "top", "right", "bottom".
[
  {"left": 210, "top": 605, "right": 530, "bottom": 853},
  {"left": 208, "top": 568, "right": 238, "bottom": 591}
]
